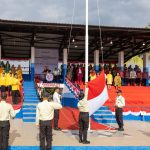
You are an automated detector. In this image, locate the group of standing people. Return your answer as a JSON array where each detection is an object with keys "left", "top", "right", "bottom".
[
  {"left": 105, "top": 64, "right": 149, "bottom": 89},
  {"left": 0, "top": 61, "right": 23, "bottom": 104},
  {"left": 36, "top": 83, "right": 91, "bottom": 150}
]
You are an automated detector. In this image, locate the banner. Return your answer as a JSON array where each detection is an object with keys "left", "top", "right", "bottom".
[{"left": 35, "top": 48, "right": 58, "bottom": 74}]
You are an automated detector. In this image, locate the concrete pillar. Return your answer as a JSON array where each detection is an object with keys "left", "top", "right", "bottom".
[
  {"left": 118, "top": 51, "right": 124, "bottom": 69},
  {"left": 118, "top": 51, "right": 124, "bottom": 85},
  {"left": 94, "top": 50, "right": 99, "bottom": 72},
  {"left": 31, "top": 46, "right": 35, "bottom": 80},
  {"left": 143, "top": 52, "right": 149, "bottom": 86},
  {"left": 0, "top": 45, "right": 1, "bottom": 60},
  {"left": 63, "top": 48, "right": 68, "bottom": 82}
]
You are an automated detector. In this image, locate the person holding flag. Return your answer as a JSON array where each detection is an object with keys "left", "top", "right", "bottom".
[{"left": 77, "top": 83, "right": 90, "bottom": 144}]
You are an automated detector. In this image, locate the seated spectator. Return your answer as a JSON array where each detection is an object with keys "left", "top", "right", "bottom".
[
  {"left": 130, "top": 68, "right": 136, "bottom": 86},
  {"left": 114, "top": 73, "right": 121, "bottom": 90}
]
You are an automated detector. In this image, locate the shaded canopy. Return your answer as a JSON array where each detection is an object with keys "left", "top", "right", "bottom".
[{"left": 0, "top": 19, "right": 150, "bottom": 63}]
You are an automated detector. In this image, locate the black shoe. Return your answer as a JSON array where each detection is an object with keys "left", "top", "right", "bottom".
[
  {"left": 82, "top": 140, "right": 90, "bottom": 144},
  {"left": 79, "top": 139, "right": 83, "bottom": 143},
  {"left": 54, "top": 127, "right": 61, "bottom": 131},
  {"left": 118, "top": 128, "right": 124, "bottom": 131}
]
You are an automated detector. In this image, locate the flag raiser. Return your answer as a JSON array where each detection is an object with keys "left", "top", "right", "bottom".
[{"left": 87, "top": 70, "right": 109, "bottom": 116}]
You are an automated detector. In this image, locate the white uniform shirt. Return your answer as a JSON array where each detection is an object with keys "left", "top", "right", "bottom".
[
  {"left": 115, "top": 95, "right": 125, "bottom": 108},
  {"left": 77, "top": 88, "right": 89, "bottom": 112},
  {"left": 36, "top": 100, "right": 62, "bottom": 125},
  {"left": 53, "top": 92, "right": 61, "bottom": 104},
  {"left": 0, "top": 101, "right": 16, "bottom": 121}
]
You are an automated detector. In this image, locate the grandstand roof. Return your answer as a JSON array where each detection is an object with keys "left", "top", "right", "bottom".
[{"left": 0, "top": 19, "right": 150, "bottom": 62}]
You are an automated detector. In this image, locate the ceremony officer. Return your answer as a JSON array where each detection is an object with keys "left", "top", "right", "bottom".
[
  {"left": 77, "top": 83, "right": 90, "bottom": 144},
  {"left": 0, "top": 92, "right": 16, "bottom": 150},
  {"left": 53, "top": 88, "right": 62, "bottom": 130},
  {"left": 36, "top": 92, "right": 62, "bottom": 150},
  {"left": 115, "top": 90, "right": 125, "bottom": 131}
]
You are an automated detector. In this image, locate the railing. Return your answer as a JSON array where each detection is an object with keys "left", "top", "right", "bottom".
[{"left": 65, "top": 77, "right": 80, "bottom": 98}]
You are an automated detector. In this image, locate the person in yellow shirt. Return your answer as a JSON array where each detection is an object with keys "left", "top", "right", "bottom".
[
  {"left": 89, "top": 69, "right": 97, "bottom": 81},
  {"left": 0, "top": 72, "right": 6, "bottom": 94},
  {"left": 5, "top": 72, "right": 13, "bottom": 96},
  {"left": 114, "top": 73, "right": 122, "bottom": 90},
  {"left": 11, "top": 73, "right": 21, "bottom": 104},
  {"left": 106, "top": 71, "right": 113, "bottom": 89}
]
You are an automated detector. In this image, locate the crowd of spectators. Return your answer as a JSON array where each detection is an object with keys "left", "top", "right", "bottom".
[{"left": 66, "top": 63, "right": 149, "bottom": 88}]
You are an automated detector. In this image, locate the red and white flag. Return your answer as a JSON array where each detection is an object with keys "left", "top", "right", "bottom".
[{"left": 88, "top": 70, "right": 109, "bottom": 116}]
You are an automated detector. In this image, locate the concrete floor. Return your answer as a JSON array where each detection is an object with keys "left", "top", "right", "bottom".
[{"left": 9, "top": 119, "right": 150, "bottom": 146}]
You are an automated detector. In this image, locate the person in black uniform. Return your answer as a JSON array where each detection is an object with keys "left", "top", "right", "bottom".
[
  {"left": 0, "top": 92, "right": 16, "bottom": 150},
  {"left": 77, "top": 83, "right": 90, "bottom": 144}
]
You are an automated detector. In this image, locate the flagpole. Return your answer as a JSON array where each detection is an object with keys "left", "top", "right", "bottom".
[
  {"left": 85, "top": 0, "right": 91, "bottom": 131},
  {"left": 85, "top": 0, "right": 88, "bottom": 83}
]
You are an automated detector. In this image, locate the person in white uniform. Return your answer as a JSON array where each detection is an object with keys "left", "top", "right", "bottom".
[
  {"left": 115, "top": 90, "right": 125, "bottom": 131},
  {"left": 0, "top": 92, "right": 16, "bottom": 150},
  {"left": 36, "top": 92, "right": 62, "bottom": 150},
  {"left": 53, "top": 88, "right": 62, "bottom": 130},
  {"left": 77, "top": 83, "right": 90, "bottom": 144}
]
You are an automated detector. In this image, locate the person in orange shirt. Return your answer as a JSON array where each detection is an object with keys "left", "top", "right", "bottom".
[
  {"left": 0, "top": 72, "right": 6, "bottom": 94},
  {"left": 114, "top": 73, "right": 122, "bottom": 90}
]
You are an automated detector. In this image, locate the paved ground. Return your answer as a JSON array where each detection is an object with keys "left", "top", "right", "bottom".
[{"left": 9, "top": 119, "right": 150, "bottom": 146}]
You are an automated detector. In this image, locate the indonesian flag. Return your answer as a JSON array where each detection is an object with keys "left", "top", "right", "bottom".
[{"left": 88, "top": 70, "right": 109, "bottom": 116}]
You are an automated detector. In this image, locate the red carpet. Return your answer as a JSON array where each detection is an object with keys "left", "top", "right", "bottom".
[
  {"left": 105, "top": 86, "right": 150, "bottom": 113},
  {"left": 58, "top": 107, "right": 114, "bottom": 130}
]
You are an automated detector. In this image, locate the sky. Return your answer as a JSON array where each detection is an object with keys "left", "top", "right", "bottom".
[{"left": 0, "top": 0, "right": 150, "bottom": 27}]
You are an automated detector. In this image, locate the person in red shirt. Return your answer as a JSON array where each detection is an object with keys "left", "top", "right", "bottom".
[
  {"left": 76, "top": 65, "right": 83, "bottom": 84},
  {"left": 136, "top": 69, "right": 142, "bottom": 86}
]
